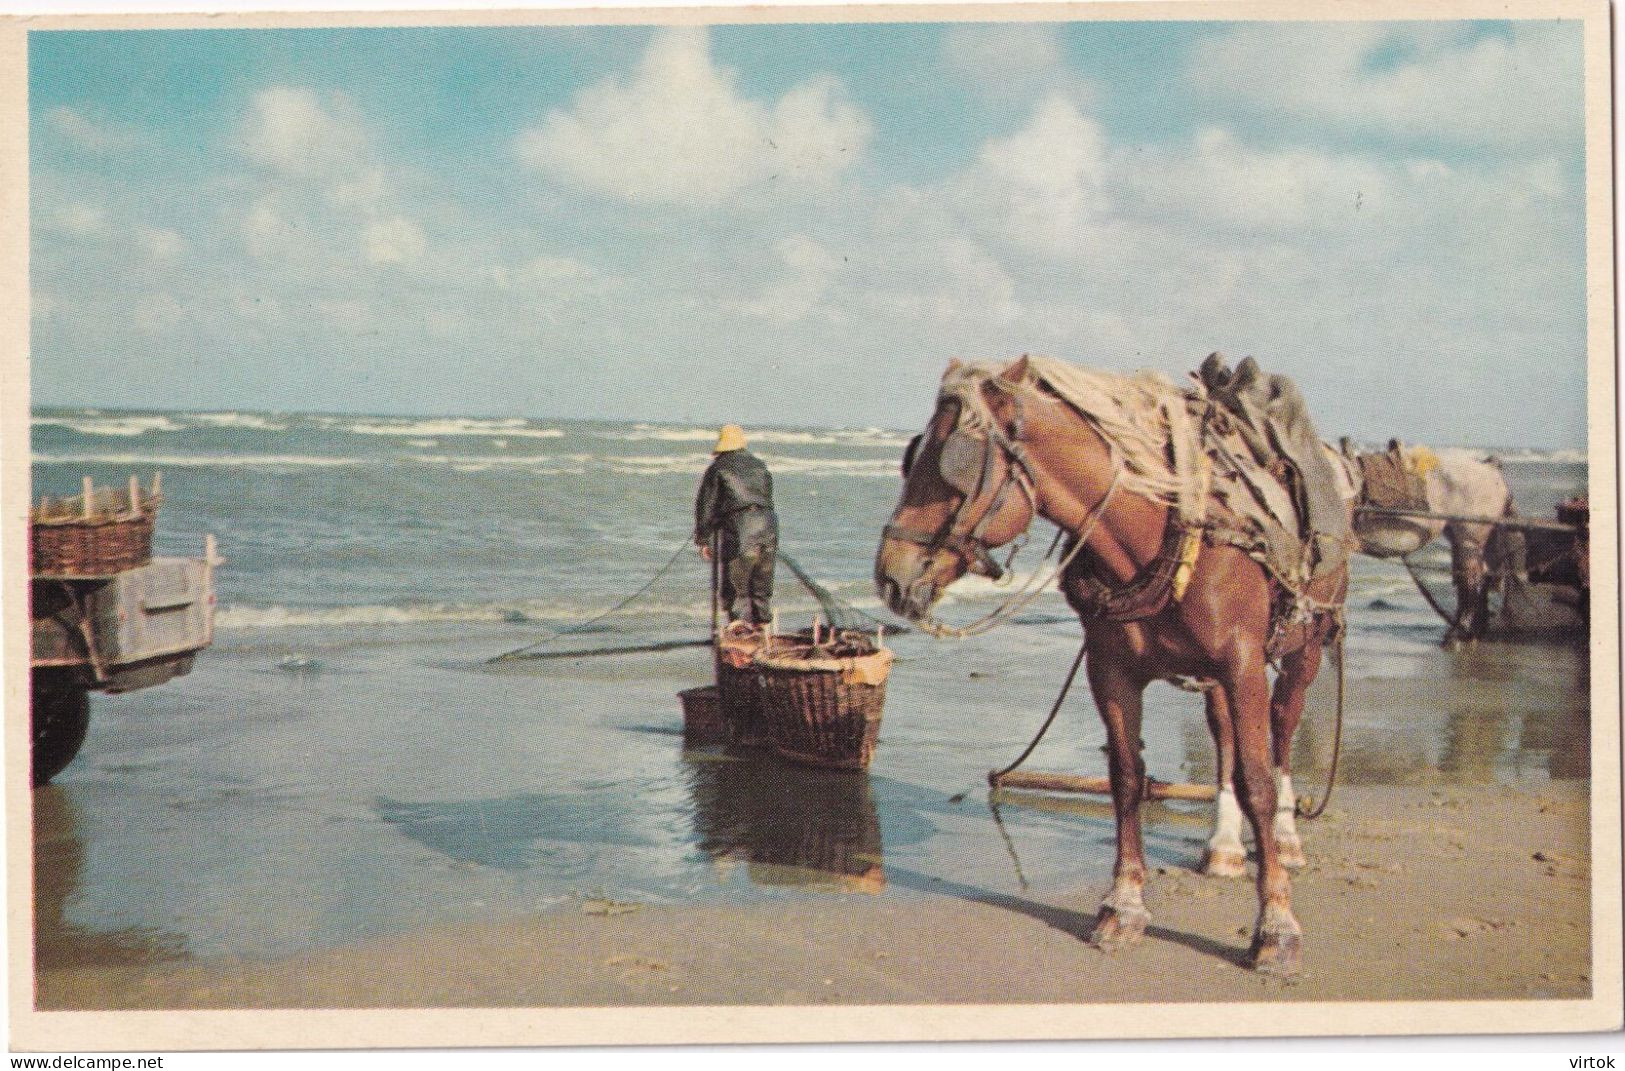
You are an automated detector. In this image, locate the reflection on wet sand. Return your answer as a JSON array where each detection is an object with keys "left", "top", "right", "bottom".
[
  {"left": 34, "top": 788, "right": 188, "bottom": 981},
  {"left": 1163, "top": 638, "right": 1591, "bottom": 790},
  {"left": 684, "top": 753, "right": 885, "bottom": 894}
]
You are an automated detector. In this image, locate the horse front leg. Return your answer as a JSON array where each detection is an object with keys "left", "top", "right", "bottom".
[
  {"left": 1226, "top": 654, "right": 1302, "bottom": 976},
  {"left": 1086, "top": 655, "right": 1152, "bottom": 952},
  {"left": 1201, "top": 685, "right": 1248, "bottom": 878}
]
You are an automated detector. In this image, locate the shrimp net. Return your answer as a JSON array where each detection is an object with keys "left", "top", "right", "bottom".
[{"left": 488, "top": 540, "right": 907, "bottom": 662}]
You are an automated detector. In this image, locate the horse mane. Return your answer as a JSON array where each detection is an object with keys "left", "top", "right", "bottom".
[{"left": 939, "top": 356, "right": 1188, "bottom": 505}]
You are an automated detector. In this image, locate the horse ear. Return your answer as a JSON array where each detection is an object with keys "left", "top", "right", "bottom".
[{"left": 1000, "top": 354, "right": 1031, "bottom": 385}]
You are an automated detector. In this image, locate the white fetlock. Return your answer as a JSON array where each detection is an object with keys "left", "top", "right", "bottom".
[
  {"left": 1274, "top": 772, "right": 1306, "bottom": 868},
  {"left": 1204, "top": 785, "right": 1248, "bottom": 876}
]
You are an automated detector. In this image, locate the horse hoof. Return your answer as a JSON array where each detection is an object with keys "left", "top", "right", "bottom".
[
  {"left": 1276, "top": 837, "right": 1307, "bottom": 870},
  {"left": 1089, "top": 906, "right": 1149, "bottom": 952},
  {"left": 1201, "top": 847, "right": 1248, "bottom": 878},
  {"left": 1249, "top": 929, "right": 1302, "bottom": 977}
]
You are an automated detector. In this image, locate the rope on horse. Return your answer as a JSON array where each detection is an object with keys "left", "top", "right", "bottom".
[
  {"left": 917, "top": 467, "right": 1121, "bottom": 639},
  {"left": 1296, "top": 623, "right": 1346, "bottom": 821},
  {"left": 986, "top": 639, "right": 1090, "bottom": 787}
]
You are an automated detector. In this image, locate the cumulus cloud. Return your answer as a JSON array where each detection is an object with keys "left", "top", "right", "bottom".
[
  {"left": 139, "top": 226, "right": 186, "bottom": 260},
  {"left": 949, "top": 93, "right": 1111, "bottom": 255},
  {"left": 241, "top": 198, "right": 307, "bottom": 259},
  {"left": 514, "top": 28, "right": 872, "bottom": 206},
  {"left": 38, "top": 202, "right": 108, "bottom": 237},
  {"left": 1188, "top": 22, "right": 1583, "bottom": 149},
  {"left": 740, "top": 235, "right": 844, "bottom": 323},
  {"left": 233, "top": 87, "right": 430, "bottom": 271},
  {"left": 239, "top": 86, "right": 372, "bottom": 178},
  {"left": 940, "top": 24, "right": 1094, "bottom": 107},
  {"left": 1122, "top": 127, "right": 1388, "bottom": 234},
  {"left": 364, "top": 216, "right": 427, "bottom": 265},
  {"left": 43, "top": 106, "right": 139, "bottom": 154}
]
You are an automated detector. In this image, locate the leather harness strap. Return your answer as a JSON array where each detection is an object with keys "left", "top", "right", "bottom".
[{"left": 1069, "top": 516, "right": 1200, "bottom": 624}]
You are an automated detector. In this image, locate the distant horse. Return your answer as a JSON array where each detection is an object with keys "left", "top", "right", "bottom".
[
  {"left": 1345, "top": 443, "right": 1516, "bottom": 643},
  {"left": 876, "top": 356, "right": 1347, "bottom": 976}
]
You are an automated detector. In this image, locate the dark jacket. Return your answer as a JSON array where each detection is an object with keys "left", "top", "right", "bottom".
[{"left": 695, "top": 449, "right": 777, "bottom": 553}]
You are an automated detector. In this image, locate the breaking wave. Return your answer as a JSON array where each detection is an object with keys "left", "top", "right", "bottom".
[
  {"left": 32, "top": 451, "right": 361, "bottom": 468},
  {"left": 32, "top": 414, "right": 185, "bottom": 437},
  {"left": 216, "top": 597, "right": 715, "bottom": 630},
  {"left": 345, "top": 417, "right": 565, "bottom": 439},
  {"left": 605, "top": 424, "right": 911, "bottom": 449},
  {"left": 1495, "top": 448, "right": 1587, "bottom": 466},
  {"left": 186, "top": 412, "right": 288, "bottom": 432},
  {"left": 402, "top": 453, "right": 591, "bottom": 474}
]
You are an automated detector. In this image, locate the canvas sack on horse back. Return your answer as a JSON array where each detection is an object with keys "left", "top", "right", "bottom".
[
  {"left": 1194, "top": 353, "right": 1353, "bottom": 582},
  {"left": 1016, "top": 354, "right": 1350, "bottom": 593},
  {"left": 1355, "top": 445, "right": 1431, "bottom": 513}
]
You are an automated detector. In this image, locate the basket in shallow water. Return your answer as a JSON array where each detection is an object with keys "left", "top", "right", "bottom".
[
  {"left": 758, "top": 643, "right": 894, "bottom": 770},
  {"left": 716, "top": 661, "right": 770, "bottom": 749},
  {"left": 714, "top": 624, "right": 776, "bottom": 749},
  {"left": 678, "top": 685, "right": 727, "bottom": 744}
]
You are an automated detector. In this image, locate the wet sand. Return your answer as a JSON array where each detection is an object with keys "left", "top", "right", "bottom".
[{"left": 38, "top": 778, "right": 1592, "bottom": 1011}]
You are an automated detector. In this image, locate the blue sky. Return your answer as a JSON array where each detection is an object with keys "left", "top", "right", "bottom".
[{"left": 29, "top": 19, "right": 1589, "bottom": 446}]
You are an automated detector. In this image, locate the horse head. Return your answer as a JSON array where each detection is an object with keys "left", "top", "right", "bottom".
[{"left": 875, "top": 357, "right": 1040, "bottom": 624}]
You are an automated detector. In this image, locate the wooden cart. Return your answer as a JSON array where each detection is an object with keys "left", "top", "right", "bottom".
[{"left": 29, "top": 476, "right": 221, "bottom": 785}]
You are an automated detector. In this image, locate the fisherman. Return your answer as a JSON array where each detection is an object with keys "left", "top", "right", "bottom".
[{"left": 695, "top": 425, "right": 778, "bottom": 626}]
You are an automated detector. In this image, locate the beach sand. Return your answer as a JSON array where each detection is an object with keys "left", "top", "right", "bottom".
[{"left": 37, "top": 777, "right": 1591, "bottom": 1010}]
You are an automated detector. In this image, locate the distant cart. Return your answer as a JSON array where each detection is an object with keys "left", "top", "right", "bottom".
[
  {"left": 1355, "top": 496, "right": 1589, "bottom": 638},
  {"left": 29, "top": 475, "right": 221, "bottom": 785}
]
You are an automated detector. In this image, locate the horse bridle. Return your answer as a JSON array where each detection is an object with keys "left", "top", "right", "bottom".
[
  {"left": 884, "top": 382, "right": 1126, "bottom": 639},
  {"left": 884, "top": 394, "right": 1040, "bottom": 581}
]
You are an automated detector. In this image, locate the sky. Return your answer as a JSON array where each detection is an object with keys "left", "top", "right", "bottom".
[{"left": 27, "top": 18, "right": 1591, "bottom": 447}]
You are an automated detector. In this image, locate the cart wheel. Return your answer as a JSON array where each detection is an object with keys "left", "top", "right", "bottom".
[{"left": 32, "top": 678, "right": 89, "bottom": 787}]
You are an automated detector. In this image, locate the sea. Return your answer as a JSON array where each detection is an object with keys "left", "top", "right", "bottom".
[{"left": 28, "top": 407, "right": 1591, "bottom": 967}]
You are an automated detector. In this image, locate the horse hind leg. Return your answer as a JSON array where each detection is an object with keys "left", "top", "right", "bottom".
[
  {"left": 1269, "top": 643, "right": 1326, "bottom": 871},
  {"left": 1201, "top": 686, "right": 1248, "bottom": 878},
  {"left": 1227, "top": 657, "right": 1302, "bottom": 976},
  {"left": 1446, "top": 525, "right": 1491, "bottom": 644},
  {"left": 1086, "top": 657, "right": 1152, "bottom": 952}
]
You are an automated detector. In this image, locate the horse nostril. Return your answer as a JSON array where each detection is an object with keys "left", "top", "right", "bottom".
[{"left": 877, "top": 575, "right": 902, "bottom": 613}]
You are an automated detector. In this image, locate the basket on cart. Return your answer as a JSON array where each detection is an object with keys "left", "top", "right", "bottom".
[
  {"left": 30, "top": 476, "right": 162, "bottom": 577},
  {"left": 757, "top": 631, "right": 893, "bottom": 770}
]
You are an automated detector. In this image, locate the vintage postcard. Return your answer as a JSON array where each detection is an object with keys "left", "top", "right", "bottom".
[{"left": 3, "top": 0, "right": 1618, "bottom": 1052}]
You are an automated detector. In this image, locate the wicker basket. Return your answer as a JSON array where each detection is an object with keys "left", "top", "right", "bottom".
[
  {"left": 31, "top": 513, "right": 156, "bottom": 576},
  {"left": 678, "top": 685, "right": 727, "bottom": 744},
  {"left": 716, "top": 624, "right": 831, "bottom": 751},
  {"left": 715, "top": 625, "right": 773, "bottom": 750},
  {"left": 30, "top": 477, "right": 161, "bottom": 577},
  {"left": 758, "top": 645, "right": 894, "bottom": 770}
]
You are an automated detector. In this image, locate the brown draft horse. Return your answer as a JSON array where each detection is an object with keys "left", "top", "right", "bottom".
[{"left": 875, "top": 356, "right": 1348, "bottom": 976}]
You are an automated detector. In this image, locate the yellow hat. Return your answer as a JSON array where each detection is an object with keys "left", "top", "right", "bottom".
[{"left": 714, "top": 424, "right": 746, "bottom": 453}]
